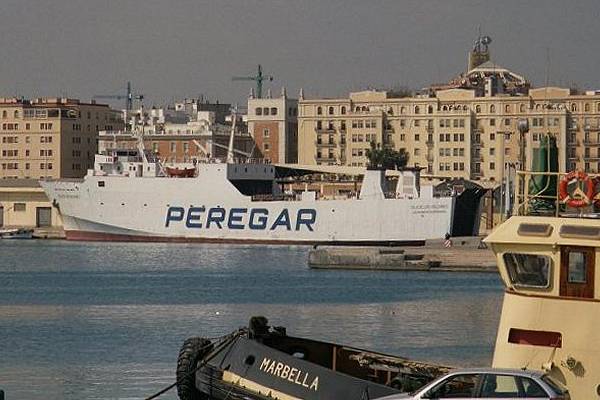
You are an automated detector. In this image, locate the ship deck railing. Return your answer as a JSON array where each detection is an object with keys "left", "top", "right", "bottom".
[{"left": 515, "top": 170, "right": 600, "bottom": 218}]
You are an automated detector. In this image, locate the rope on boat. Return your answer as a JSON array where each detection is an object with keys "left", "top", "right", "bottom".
[{"left": 143, "top": 330, "right": 244, "bottom": 400}]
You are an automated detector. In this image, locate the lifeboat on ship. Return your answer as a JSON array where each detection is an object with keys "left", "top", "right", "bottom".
[{"left": 166, "top": 166, "right": 196, "bottom": 178}]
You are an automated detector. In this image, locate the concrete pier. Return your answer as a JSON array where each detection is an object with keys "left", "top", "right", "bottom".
[{"left": 308, "top": 238, "right": 497, "bottom": 272}]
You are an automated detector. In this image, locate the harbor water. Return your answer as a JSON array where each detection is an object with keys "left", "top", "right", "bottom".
[{"left": 0, "top": 240, "right": 503, "bottom": 400}]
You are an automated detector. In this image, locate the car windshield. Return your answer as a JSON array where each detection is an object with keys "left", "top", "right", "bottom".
[{"left": 542, "top": 374, "right": 569, "bottom": 394}]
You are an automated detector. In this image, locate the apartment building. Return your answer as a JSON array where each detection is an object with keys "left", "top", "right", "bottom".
[
  {"left": 0, "top": 97, "right": 123, "bottom": 179},
  {"left": 247, "top": 88, "right": 298, "bottom": 163},
  {"left": 297, "top": 40, "right": 600, "bottom": 182}
]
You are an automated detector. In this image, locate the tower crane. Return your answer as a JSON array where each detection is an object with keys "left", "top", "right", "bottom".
[
  {"left": 232, "top": 65, "right": 273, "bottom": 99},
  {"left": 93, "top": 82, "right": 144, "bottom": 128},
  {"left": 94, "top": 81, "right": 144, "bottom": 111}
]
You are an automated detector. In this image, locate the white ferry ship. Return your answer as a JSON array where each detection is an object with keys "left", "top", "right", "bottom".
[{"left": 40, "top": 145, "right": 482, "bottom": 244}]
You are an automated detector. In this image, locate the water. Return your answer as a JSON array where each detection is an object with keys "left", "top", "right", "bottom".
[{"left": 0, "top": 240, "right": 504, "bottom": 400}]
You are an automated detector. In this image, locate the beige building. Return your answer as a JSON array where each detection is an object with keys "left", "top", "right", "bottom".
[
  {"left": 0, "top": 180, "right": 62, "bottom": 229},
  {"left": 0, "top": 97, "right": 123, "bottom": 180},
  {"left": 247, "top": 88, "right": 298, "bottom": 163},
  {"left": 297, "top": 42, "right": 600, "bottom": 183}
]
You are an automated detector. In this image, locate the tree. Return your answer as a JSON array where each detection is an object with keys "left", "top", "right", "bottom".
[{"left": 365, "top": 142, "right": 409, "bottom": 170}]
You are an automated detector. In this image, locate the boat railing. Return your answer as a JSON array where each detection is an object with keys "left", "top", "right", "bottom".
[{"left": 515, "top": 170, "right": 600, "bottom": 218}]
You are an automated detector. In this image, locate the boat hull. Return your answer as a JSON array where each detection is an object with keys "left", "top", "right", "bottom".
[
  {"left": 180, "top": 318, "right": 449, "bottom": 400},
  {"left": 41, "top": 171, "right": 466, "bottom": 244}
]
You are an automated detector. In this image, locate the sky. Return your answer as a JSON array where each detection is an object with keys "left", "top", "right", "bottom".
[{"left": 1, "top": 0, "right": 599, "bottom": 109}]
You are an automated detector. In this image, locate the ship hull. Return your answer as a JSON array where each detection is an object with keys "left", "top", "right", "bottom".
[
  {"left": 41, "top": 172, "right": 465, "bottom": 244},
  {"left": 178, "top": 318, "right": 449, "bottom": 400}
]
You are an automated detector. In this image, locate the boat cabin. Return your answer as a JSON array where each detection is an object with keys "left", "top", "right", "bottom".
[{"left": 485, "top": 169, "right": 600, "bottom": 399}]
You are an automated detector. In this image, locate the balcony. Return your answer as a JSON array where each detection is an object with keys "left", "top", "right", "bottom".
[
  {"left": 585, "top": 125, "right": 600, "bottom": 131},
  {"left": 583, "top": 140, "right": 600, "bottom": 146},
  {"left": 316, "top": 155, "right": 336, "bottom": 162},
  {"left": 583, "top": 155, "right": 600, "bottom": 161},
  {"left": 315, "top": 140, "right": 336, "bottom": 147},
  {"left": 315, "top": 128, "right": 336, "bottom": 133}
]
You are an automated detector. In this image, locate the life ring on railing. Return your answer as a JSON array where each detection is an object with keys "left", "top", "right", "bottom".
[{"left": 559, "top": 170, "right": 595, "bottom": 208}]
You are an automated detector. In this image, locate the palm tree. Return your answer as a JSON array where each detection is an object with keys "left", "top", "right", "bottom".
[{"left": 365, "top": 142, "right": 409, "bottom": 170}]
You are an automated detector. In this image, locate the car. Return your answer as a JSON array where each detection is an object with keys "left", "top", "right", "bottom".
[{"left": 375, "top": 368, "right": 570, "bottom": 399}]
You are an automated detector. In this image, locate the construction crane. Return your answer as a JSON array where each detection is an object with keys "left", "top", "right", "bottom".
[
  {"left": 94, "top": 82, "right": 144, "bottom": 130},
  {"left": 232, "top": 65, "right": 273, "bottom": 99},
  {"left": 93, "top": 81, "right": 144, "bottom": 111}
]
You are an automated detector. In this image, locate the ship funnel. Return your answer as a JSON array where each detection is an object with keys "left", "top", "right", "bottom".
[{"left": 359, "top": 170, "right": 386, "bottom": 200}]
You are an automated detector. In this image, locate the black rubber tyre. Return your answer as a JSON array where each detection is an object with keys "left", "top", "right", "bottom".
[{"left": 176, "top": 337, "right": 213, "bottom": 400}]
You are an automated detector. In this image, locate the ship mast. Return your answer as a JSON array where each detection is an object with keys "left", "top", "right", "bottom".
[{"left": 227, "top": 107, "right": 237, "bottom": 163}]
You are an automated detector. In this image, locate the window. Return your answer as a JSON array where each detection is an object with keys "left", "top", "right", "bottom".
[
  {"left": 490, "top": 118, "right": 496, "bottom": 126},
  {"left": 255, "top": 108, "right": 262, "bottom": 116},
  {"left": 490, "top": 133, "right": 495, "bottom": 140},
  {"left": 341, "top": 106, "right": 346, "bottom": 115},
  {"left": 414, "top": 148, "right": 420, "bottom": 156},
  {"left": 170, "top": 142, "right": 176, "bottom": 152},
  {"left": 263, "top": 128, "right": 270, "bottom": 138},
  {"left": 415, "top": 134, "right": 420, "bottom": 141},
  {"left": 328, "top": 106, "right": 334, "bottom": 115},
  {"left": 490, "top": 162, "right": 495, "bottom": 170},
  {"left": 490, "top": 104, "right": 496, "bottom": 113},
  {"left": 263, "top": 107, "right": 269, "bottom": 116},
  {"left": 567, "top": 251, "right": 587, "bottom": 283},
  {"left": 480, "top": 375, "right": 519, "bottom": 398},
  {"left": 426, "top": 374, "right": 477, "bottom": 399},
  {"left": 183, "top": 143, "right": 189, "bottom": 153},
  {"left": 270, "top": 107, "right": 277, "bottom": 115},
  {"left": 13, "top": 203, "right": 26, "bottom": 212},
  {"left": 503, "top": 253, "right": 551, "bottom": 288},
  {"left": 414, "top": 106, "right": 420, "bottom": 114},
  {"left": 317, "top": 106, "right": 322, "bottom": 115},
  {"left": 263, "top": 143, "right": 270, "bottom": 151},
  {"left": 520, "top": 377, "right": 548, "bottom": 397}
]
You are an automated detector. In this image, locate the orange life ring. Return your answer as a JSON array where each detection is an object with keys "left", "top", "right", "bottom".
[{"left": 559, "top": 171, "right": 595, "bottom": 208}]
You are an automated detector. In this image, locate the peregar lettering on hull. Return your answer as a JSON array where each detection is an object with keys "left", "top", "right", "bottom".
[{"left": 166, "top": 206, "right": 317, "bottom": 232}]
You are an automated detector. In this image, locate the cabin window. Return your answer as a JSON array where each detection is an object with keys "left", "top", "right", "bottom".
[
  {"left": 560, "top": 246, "right": 594, "bottom": 298},
  {"left": 503, "top": 253, "right": 551, "bottom": 288},
  {"left": 567, "top": 252, "right": 587, "bottom": 283}
]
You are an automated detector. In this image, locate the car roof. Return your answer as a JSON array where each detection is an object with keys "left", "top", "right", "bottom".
[{"left": 446, "top": 368, "right": 545, "bottom": 378}]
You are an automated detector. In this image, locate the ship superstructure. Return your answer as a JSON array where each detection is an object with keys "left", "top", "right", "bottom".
[{"left": 485, "top": 169, "right": 600, "bottom": 399}]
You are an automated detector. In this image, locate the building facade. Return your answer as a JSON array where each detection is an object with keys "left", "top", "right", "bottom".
[
  {"left": 99, "top": 111, "right": 255, "bottom": 164},
  {"left": 297, "top": 45, "right": 600, "bottom": 182},
  {"left": 247, "top": 89, "right": 298, "bottom": 163},
  {"left": 0, "top": 97, "right": 123, "bottom": 179}
]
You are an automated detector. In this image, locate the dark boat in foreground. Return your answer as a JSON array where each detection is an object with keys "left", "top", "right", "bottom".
[{"left": 176, "top": 317, "right": 450, "bottom": 400}]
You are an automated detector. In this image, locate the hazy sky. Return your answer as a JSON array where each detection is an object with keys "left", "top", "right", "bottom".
[{"left": 1, "top": 0, "right": 599, "bottom": 108}]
